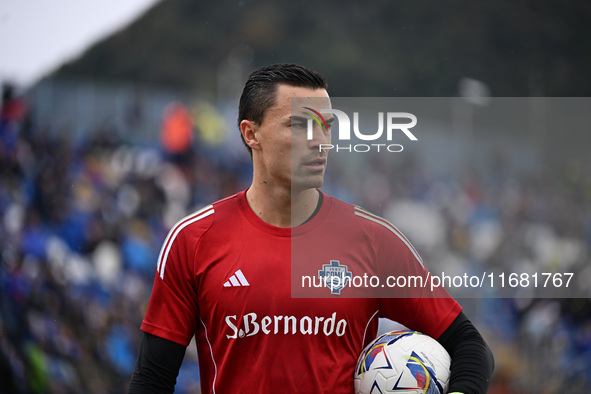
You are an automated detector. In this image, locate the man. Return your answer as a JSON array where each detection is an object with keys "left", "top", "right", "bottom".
[{"left": 128, "top": 64, "right": 494, "bottom": 393}]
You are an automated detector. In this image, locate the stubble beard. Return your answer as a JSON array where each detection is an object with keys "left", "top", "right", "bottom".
[
  {"left": 290, "top": 151, "right": 328, "bottom": 192},
  {"left": 290, "top": 168, "right": 326, "bottom": 192}
]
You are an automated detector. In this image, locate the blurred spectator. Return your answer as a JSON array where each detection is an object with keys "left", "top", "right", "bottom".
[{"left": 160, "top": 102, "right": 195, "bottom": 168}]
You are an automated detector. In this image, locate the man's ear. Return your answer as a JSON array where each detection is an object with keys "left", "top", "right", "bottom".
[{"left": 240, "top": 120, "right": 261, "bottom": 152}]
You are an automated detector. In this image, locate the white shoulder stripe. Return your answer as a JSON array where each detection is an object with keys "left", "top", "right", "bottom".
[
  {"left": 354, "top": 206, "right": 422, "bottom": 260},
  {"left": 157, "top": 205, "right": 214, "bottom": 279},
  {"left": 157, "top": 204, "right": 213, "bottom": 272},
  {"left": 354, "top": 208, "right": 424, "bottom": 268}
]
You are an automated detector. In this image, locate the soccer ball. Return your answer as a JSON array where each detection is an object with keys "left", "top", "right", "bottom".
[{"left": 353, "top": 330, "right": 451, "bottom": 394}]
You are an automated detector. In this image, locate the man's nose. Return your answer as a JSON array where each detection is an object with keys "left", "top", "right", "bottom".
[{"left": 307, "top": 124, "right": 329, "bottom": 148}]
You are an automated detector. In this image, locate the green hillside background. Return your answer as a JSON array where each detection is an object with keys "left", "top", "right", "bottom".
[{"left": 52, "top": 0, "right": 591, "bottom": 96}]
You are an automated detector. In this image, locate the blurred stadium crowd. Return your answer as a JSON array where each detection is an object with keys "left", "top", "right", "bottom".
[{"left": 1, "top": 83, "right": 590, "bottom": 393}]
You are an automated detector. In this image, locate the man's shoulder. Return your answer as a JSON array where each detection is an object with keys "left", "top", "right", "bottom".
[
  {"left": 168, "top": 191, "right": 244, "bottom": 238},
  {"left": 210, "top": 190, "right": 243, "bottom": 210},
  {"left": 347, "top": 202, "right": 424, "bottom": 265},
  {"left": 324, "top": 194, "right": 415, "bottom": 247},
  {"left": 324, "top": 194, "right": 392, "bottom": 230}
]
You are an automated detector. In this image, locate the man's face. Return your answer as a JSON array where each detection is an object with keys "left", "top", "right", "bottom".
[{"left": 251, "top": 84, "right": 333, "bottom": 191}]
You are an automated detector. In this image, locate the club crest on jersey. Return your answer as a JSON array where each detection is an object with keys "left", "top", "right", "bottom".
[{"left": 318, "top": 260, "right": 352, "bottom": 295}]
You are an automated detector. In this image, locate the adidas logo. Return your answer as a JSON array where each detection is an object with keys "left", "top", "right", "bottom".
[{"left": 223, "top": 269, "right": 250, "bottom": 287}]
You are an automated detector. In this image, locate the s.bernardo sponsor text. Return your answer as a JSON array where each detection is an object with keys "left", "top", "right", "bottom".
[{"left": 225, "top": 312, "right": 347, "bottom": 339}]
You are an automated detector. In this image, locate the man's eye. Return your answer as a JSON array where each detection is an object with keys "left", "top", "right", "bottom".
[{"left": 291, "top": 122, "right": 307, "bottom": 129}]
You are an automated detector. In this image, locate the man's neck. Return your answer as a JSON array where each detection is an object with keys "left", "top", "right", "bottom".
[{"left": 245, "top": 182, "right": 320, "bottom": 228}]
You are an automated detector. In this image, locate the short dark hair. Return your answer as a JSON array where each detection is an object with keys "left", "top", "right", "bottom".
[{"left": 238, "top": 63, "right": 328, "bottom": 155}]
